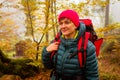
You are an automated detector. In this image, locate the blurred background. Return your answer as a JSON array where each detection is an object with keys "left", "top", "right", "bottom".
[{"left": 0, "top": 0, "right": 120, "bottom": 80}]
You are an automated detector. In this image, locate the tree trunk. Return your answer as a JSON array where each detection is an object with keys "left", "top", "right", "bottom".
[
  {"left": 51, "top": 0, "right": 56, "bottom": 37},
  {"left": 45, "top": 0, "right": 50, "bottom": 42},
  {"left": 105, "top": 0, "right": 110, "bottom": 26}
]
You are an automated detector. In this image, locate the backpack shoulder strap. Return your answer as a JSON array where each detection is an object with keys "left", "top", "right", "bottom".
[
  {"left": 78, "top": 32, "right": 90, "bottom": 68},
  {"left": 50, "top": 32, "right": 61, "bottom": 78},
  {"left": 50, "top": 32, "right": 61, "bottom": 61}
]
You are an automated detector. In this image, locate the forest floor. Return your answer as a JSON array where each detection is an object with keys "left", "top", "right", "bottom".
[
  {"left": 98, "top": 52, "right": 120, "bottom": 80},
  {"left": 0, "top": 52, "right": 120, "bottom": 80}
]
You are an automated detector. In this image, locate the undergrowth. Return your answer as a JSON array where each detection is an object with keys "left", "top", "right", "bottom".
[{"left": 98, "top": 52, "right": 120, "bottom": 80}]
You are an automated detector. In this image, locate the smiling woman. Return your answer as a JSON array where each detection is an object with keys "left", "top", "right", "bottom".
[
  {"left": 59, "top": 18, "right": 77, "bottom": 39},
  {"left": 42, "top": 9, "right": 99, "bottom": 80},
  {"left": 58, "top": 10, "right": 79, "bottom": 39}
]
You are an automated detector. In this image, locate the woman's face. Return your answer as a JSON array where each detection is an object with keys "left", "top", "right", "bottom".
[{"left": 59, "top": 18, "right": 77, "bottom": 39}]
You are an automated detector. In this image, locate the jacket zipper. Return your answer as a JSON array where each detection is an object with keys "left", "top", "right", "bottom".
[{"left": 61, "top": 41, "right": 68, "bottom": 74}]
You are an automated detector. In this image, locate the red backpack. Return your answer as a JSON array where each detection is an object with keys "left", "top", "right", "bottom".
[{"left": 51, "top": 19, "right": 103, "bottom": 68}]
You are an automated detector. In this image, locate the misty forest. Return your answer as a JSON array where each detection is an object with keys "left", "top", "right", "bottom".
[{"left": 0, "top": 0, "right": 120, "bottom": 80}]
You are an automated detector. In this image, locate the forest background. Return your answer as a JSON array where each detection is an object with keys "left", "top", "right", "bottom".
[{"left": 0, "top": 0, "right": 120, "bottom": 80}]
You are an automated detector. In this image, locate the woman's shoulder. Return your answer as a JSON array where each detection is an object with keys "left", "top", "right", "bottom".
[
  {"left": 86, "top": 40, "right": 96, "bottom": 56},
  {"left": 87, "top": 40, "right": 95, "bottom": 49}
]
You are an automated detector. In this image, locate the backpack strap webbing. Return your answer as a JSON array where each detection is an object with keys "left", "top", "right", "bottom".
[
  {"left": 78, "top": 32, "right": 90, "bottom": 68},
  {"left": 50, "top": 32, "right": 61, "bottom": 78},
  {"left": 50, "top": 32, "right": 61, "bottom": 61}
]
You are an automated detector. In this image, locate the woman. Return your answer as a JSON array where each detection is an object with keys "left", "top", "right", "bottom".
[{"left": 42, "top": 9, "right": 99, "bottom": 80}]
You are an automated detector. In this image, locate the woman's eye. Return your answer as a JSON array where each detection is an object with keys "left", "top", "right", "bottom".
[{"left": 65, "top": 21, "right": 70, "bottom": 24}]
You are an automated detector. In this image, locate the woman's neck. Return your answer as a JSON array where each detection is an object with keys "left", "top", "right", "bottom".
[{"left": 64, "top": 30, "right": 78, "bottom": 39}]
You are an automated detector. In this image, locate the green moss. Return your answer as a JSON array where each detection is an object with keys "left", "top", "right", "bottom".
[
  {"left": 0, "top": 50, "right": 40, "bottom": 79},
  {"left": 0, "top": 50, "right": 11, "bottom": 63}
]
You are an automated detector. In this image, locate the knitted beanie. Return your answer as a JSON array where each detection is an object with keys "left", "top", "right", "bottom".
[{"left": 58, "top": 10, "right": 80, "bottom": 27}]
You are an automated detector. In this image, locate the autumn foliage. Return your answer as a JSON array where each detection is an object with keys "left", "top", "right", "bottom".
[{"left": 0, "top": 0, "right": 120, "bottom": 80}]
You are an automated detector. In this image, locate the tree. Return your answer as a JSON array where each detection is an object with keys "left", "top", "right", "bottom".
[{"left": 20, "top": 0, "right": 58, "bottom": 60}]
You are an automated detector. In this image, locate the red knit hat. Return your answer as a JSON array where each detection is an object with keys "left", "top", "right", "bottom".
[{"left": 58, "top": 10, "right": 80, "bottom": 27}]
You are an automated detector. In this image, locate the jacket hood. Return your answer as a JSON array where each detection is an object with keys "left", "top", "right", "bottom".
[{"left": 77, "top": 22, "right": 86, "bottom": 39}]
